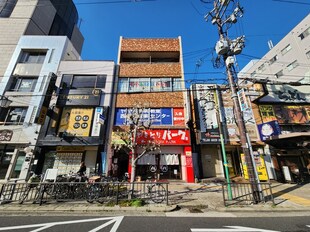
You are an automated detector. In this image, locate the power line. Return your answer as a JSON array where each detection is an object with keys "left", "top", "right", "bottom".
[{"left": 272, "top": 0, "right": 310, "bottom": 5}]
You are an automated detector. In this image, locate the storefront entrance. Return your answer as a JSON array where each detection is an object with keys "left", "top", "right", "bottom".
[{"left": 136, "top": 153, "right": 181, "bottom": 181}]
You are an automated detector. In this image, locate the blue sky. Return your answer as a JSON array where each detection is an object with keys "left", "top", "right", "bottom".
[{"left": 74, "top": 0, "right": 309, "bottom": 84}]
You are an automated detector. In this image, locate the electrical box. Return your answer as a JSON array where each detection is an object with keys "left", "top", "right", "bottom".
[
  {"left": 215, "top": 39, "right": 229, "bottom": 55},
  {"left": 225, "top": 56, "right": 235, "bottom": 66}
]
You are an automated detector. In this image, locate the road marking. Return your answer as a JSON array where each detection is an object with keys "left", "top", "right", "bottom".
[
  {"left": 0, "top": 216, "right": 124, "bottom": 232},
  {"left": 191, "top": 226, "right": 279, "bottom": 232}
]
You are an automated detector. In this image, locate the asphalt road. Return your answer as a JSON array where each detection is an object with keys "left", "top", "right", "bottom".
[{"left": 0, "top": 216, "right": 309, "bottom": 232}]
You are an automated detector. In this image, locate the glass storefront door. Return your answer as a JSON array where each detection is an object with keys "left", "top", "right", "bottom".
[{"left": 0, "top": 146, "right": 15, "bottom": 179}]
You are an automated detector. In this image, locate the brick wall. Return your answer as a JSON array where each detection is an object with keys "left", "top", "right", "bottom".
[
  {"left": 121, "top": 38, "right": 180, "bottom": 51},
  {"left": 116, "top": 92, "right": 185, "bottom": 108},
  {"left": 119, "top": 63, "right": 181, "bottom": 77}
]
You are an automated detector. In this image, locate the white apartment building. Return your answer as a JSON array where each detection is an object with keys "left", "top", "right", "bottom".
[{"left": 0, "top": 36, "right": 80, "bottom": 181}]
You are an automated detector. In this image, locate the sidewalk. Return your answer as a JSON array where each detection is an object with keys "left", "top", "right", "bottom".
[{"left": 1, "top": 181, "right": 310, "bottom": 215}]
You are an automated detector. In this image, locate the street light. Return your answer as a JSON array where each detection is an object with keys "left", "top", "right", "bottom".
[{"left": 0, "top": 96, "right": 12, "bottom": 108}]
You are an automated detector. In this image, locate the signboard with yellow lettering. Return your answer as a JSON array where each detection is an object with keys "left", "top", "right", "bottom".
[
  {"left": 240, "top": 152, "right": 268, "bottom": 181},
  {"left": 57, "top": 89, "right": 101, "bottom": 106},
  {"left": 59, "top": 107, "right": 94, "bottom": 136}
]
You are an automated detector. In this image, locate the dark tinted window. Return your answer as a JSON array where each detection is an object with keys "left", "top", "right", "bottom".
[
  {"left": 71, "top": 75, "right": 106, "bottom": 89},
  {"left": 0, "top": 0, "right": 17, "bottom": 17}
]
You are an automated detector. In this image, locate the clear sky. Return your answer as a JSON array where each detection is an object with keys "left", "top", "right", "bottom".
[{"left": 73, "top": 0, "right": 310, "bottom": 84}]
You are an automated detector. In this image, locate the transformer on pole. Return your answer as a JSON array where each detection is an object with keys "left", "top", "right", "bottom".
[{"left": 204, "top": 0, "right": 262, "bottom": 203}]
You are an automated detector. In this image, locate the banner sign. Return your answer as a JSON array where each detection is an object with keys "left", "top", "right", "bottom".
[
  {"left": 115, "top": 108, "right": 174, "bottom": 126},
  {"left": 59, "top": 107, "right": 94, "bottom": 136},
  {"left": 257, "top": 120, "right": 281, "bottom": 141},
  {"left": 36, "top": 73, "right": 57, "bottom": 125},
  {"left": 136, "top": 129, "right": 190, "bottom": 145},
  {"left": 258, "top": 85, "right": 309, "bottom": 103},
  {"left": 173, "top": 108, "right": 185, "bottom": 126}
]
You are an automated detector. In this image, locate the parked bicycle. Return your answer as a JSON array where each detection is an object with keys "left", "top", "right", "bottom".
[
  {"left": 86, "top": 175, "right": 119, "bottom": 203},
  {"left": 144, "top": 178, "right": 166, "bottom": 203},
  {"left": 18, "top": 173, "right": 42, "bottom": 204}
]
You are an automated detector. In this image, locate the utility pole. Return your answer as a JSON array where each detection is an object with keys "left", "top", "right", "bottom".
[{"left": 204, "top": 0, "right": 261, "bottom": 202}]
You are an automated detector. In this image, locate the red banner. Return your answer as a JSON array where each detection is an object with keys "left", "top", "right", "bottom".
[
  {"left": 173, "top": 108, "right": 185, "bottom": 126},
  {"left": 136, "top": 129, "right": 190, "bottom": 145}
]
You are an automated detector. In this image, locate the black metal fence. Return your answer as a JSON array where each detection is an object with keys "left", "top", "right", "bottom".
[
  {"left": 0, "top": 181, "right": 169, "bottom": 206},
  {"left": 222, "top": 182, "right": 275, "bottom": 206}
]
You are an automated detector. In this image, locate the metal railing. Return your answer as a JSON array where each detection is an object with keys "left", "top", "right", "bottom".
[
  {"left": 0, "top": 181, "right": 169, "bottom": 206},
  {"left": 222, "top": 182, "right": 275, "bottom": 206}
]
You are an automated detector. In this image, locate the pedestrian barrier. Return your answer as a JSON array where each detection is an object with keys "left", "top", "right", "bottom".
[
  {"left": 0, "top": 181, "right": 169, "bottom": 206},
  {"left": 222, "top": 182, "right": 275, "bottom": 206}
]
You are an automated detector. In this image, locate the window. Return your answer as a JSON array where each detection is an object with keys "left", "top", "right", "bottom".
[
  {"left": 151, "top": 78, "right": 172, "bottom": 92},
  {"left": 19, "top": 51, "right": 46, "bottom": 64},
  {"left": 299, "top": 27, "right": 310, "bottom": 40},
  {"left": 286, "top": 60, "right": 298, "bottom": 71},
  {"left": 129, "top": 78, "right": 150, "bottom": 92},
  {"left": 274, "top": 70, "right": 283, "bottom": 78},
  {"left": 250, "top": 71, "right": 256, "bottom": 77},
  {"left": 10, "top": 76, "right": 37, "bottom": 92},
  {"left": 0, "top": 0, "right": 17, "bottom": 17},
  {"left": 117, "top": 77, "right": 180, "bottom": 93},
  {"left": 0, "top": 107, "right": 27, "bottom": 125},
  {"left": 281, "top": 44, "right": 292, "bottom": 55},
  {"left": 257, "top": 63, "right": 266, "bottom": 73},
  {"left": 61, "top": 75, "right": 107, "bottom": 89},
  {"left": 269, "top": 55, "right": 278, "bottom": 64}
]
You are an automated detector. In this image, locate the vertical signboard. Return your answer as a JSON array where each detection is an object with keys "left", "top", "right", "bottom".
[
  {"left": 194, "top": 84, "right": 220, "bottom": 144},
  {"left": 91, "top": 107, "right": 103, "bottom": 136}
]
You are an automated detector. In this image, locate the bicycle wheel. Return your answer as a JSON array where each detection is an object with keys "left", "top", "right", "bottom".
[
  {"left": 150, "top": 184, "right": 166, "bottom": 203},
  {"left": 55, "top": 184, "right": 70, "bottom": 201},
  {"left": 87, "top": 184, "right": 100, "bottom": 203},
  {"left": 18, "top": 187, "right": 30, "bottom": 204}
]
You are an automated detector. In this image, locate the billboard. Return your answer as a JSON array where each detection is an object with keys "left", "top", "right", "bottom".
[{"left": 58, "top": 107, "right": 94, "bottom": 136}]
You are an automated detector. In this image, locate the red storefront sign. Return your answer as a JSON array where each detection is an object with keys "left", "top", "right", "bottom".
[
  {"left": 173, "top": 108, "right": 185, "bottom": 126},
  {"left": 136, "top": 129, "right": 190, "bottom": 145}
]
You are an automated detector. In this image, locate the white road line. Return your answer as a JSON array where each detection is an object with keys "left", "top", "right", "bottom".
[
  {"left": 89, "top": 216, "right": 124, "bottom": 232},
  {"left": 191, "top": 226, "right": 279, "bottom": 232},
  {"left": 0, "top": 216, "right": 124, "bottom": 231}
]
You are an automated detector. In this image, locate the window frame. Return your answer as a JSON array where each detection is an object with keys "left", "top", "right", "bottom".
[
  {"left": 10, "top": 76, "right": 38, "bottom": 92},
  {"left": 0, "top": 107, "right": 27, "bottom": 125},
  {"left": 281, "top": 44, "right": 292, "bottom": 56},
  {"left": 19, "top": 51, "right": 46, "bottom": 64},
  {"left": 286, "top": 60, "right": 298, "bottom": 71}
]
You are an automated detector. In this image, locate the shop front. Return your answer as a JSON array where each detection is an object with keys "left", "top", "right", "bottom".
[
  {"left": 131, "top": 129, "right": 194, "bottom": 183},
  {"left": 264, "top": 132, "right": 310, "bottom": 183},
  {"left": 41, "top": 146, "right": 99, "bottom": 177}
]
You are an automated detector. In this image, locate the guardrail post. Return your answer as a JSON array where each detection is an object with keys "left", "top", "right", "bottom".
[
  {"left": 116, "top": 183, "right": 119, "bottom": 205},
  {"left": 166, "top": 183, "right": 169, "bottom": 205}
]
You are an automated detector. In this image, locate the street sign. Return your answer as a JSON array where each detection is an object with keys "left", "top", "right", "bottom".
[{"left": 191, "top": 226, "right": 279, "bottom": 232}]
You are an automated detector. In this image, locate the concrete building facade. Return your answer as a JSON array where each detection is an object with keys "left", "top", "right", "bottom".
[
  {"left": 0, "top": 0, "right": 83, "bottom": 79},
  {"left": 0, "top": 36, "right": 80, "bottom": 180},
  {"left": 36, "top": 60, "right": 115, "bottom": 177},
  {"left": 112, "top": 37, "right": 194, "bottom": 182}
]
